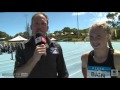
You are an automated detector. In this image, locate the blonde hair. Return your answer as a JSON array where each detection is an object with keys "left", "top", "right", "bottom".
[
  {"left": 31, "top": 12, "right": 49, "bottom": 25},
  {"left": 89, "top": 22, "right": 113, "bottom": 50}
]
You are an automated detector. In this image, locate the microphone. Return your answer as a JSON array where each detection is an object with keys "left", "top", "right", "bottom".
[{"left": 35, "top": 32, "right": 47, "bottom": 45}]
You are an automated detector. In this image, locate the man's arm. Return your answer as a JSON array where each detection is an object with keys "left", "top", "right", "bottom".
[
  {"left": 56, "top": 44, "right": 69, "bottom": 78},
  {"left": 14, "top": 56, "right": 38, "bottom": 78},
  {"left": 14, "top": 46, "right": 38, "bottom": 78},
  {"left": 81, "top": 53, "right": 89, "bottom": 78},
  {"left": 14, "top": 44, "right": 46, "bottom": 78}
]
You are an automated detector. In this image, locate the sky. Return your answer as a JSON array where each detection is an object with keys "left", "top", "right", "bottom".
[{"left": 0, "top": 12, "right": 111, "bottom": 36}]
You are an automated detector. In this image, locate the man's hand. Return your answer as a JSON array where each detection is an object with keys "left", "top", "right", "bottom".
[{"left": 32, "top": 44, "right": 46, "bottom": 61}]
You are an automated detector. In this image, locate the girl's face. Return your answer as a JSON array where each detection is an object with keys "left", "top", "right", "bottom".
[
  {"left": 31, "top": 14, "right": 48, "bottom": 36},
  {"left": 89, "top": 27, "right": 108, "bottom": 49}
]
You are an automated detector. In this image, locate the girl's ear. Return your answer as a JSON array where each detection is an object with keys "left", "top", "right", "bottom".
[
  {"left": 47, "top": 26, "right": 49, "bottom": 30},
  {"left": 107, "top": 34, "right": 111, "bottom": 41}
]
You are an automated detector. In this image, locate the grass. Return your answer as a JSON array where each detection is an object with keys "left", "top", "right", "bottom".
[
  {"left": 112, "top": 39, "right": 120, "bottom": 42},
  {"left": 72, "top": 38, "right": 83, "bottom": 41}
]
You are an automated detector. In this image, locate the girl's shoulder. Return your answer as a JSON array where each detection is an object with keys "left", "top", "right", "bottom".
[
  {"left": 114, "top": 49, "right": 120, "bottom": 57},
  {"left": 81, "top": 51, "right": 91, "bottom": 62},
  {"left": 113, "top": 50, "right": 120, "bottom": 73}
]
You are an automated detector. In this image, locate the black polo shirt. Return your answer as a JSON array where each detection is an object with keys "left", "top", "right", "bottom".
[{"left": 14, "top": 36, "right": 69, "bottom": 78}]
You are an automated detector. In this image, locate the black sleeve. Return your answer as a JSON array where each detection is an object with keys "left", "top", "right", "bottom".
[
  {"left": 14, "top": 46, "right": 25, "bottom": 74},
  {"left": 56, "top": 44, "right": 69, "bottom": 78}
]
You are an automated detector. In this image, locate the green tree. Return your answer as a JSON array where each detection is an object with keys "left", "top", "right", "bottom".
[
  {"left": 106, "top": 12, "right": 120, "bottom": 40},
  {"left": 106, "top": 12, "right": 119, "bottom": 28},
  {"left": 116, "top": 28, "right": 120, "bottom": 39},
  {"left": 62, "top": 27, "right": 71, "bottom": 32},
  {"left": 0, "top": 31, "right": 11, "bottom": 40}
]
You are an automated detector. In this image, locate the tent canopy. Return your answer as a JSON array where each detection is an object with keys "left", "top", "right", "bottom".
[
  {"left": 8, "top": 35, "right": 28, "bottom": 42},
  {"left": 50, "top": 37, "right": 56, "bottom": 41}
]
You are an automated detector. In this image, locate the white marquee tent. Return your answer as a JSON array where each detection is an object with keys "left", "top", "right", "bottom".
[
  {"left": 50, "top": 37, "right": 56, "bottom": 41},
  {"left": 8, "top": 35, "right": 28, "bottom": 42}
]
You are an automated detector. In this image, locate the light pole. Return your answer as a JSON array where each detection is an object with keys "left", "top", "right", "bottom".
[
  {"left": 24, "top": 14, "right": 29, "bottom": 39},
  {"left": 25, "top": 14, "right": 28, "bottom": 26},
  {"left": 77, "top": 12, "right": 80, "bottom": 38}
]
